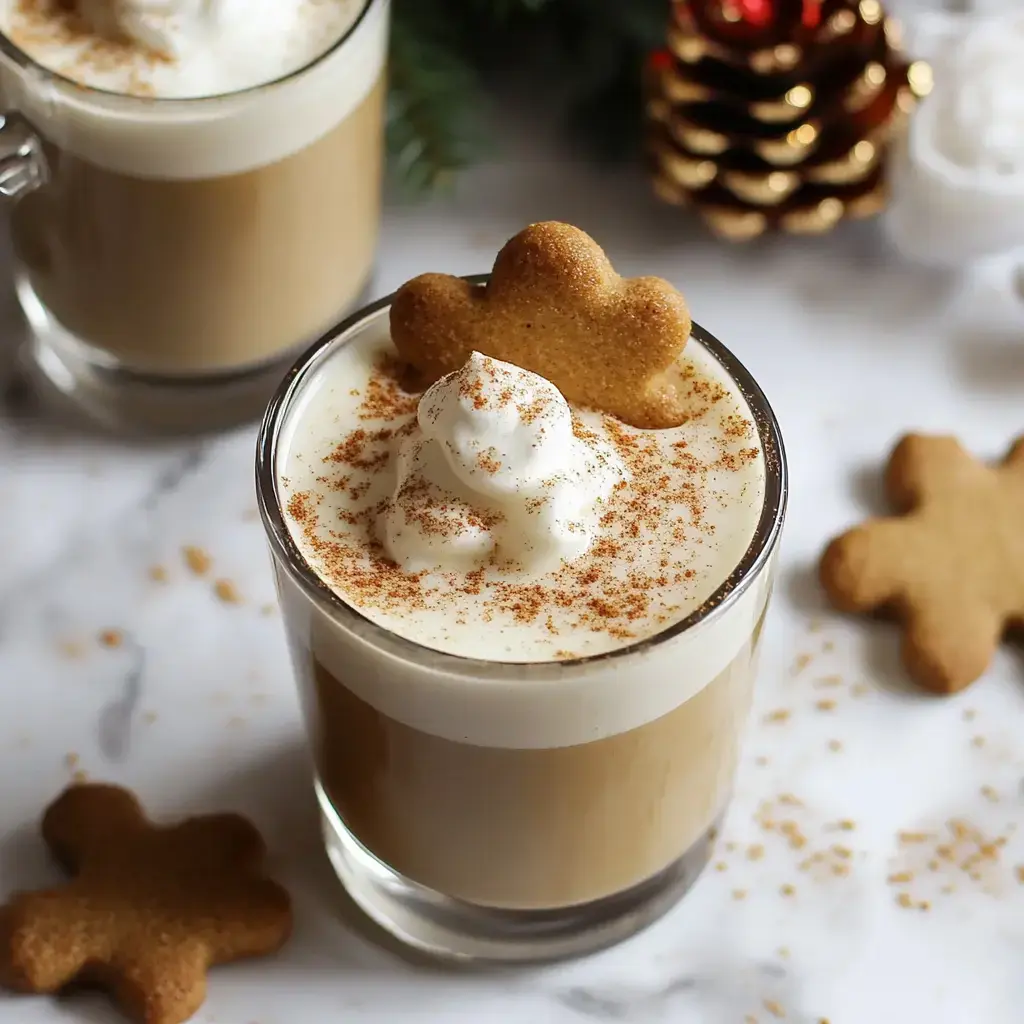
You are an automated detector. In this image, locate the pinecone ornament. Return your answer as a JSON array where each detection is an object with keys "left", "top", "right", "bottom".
[{"left": 648, "top": 0, "right": 933, "bottom": 241}]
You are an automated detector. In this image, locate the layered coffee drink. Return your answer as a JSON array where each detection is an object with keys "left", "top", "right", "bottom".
[
  {"left": 0, "top": 0, "right": 387, "bottom": 427},
  {"left": 259, "top": 224, "right": 786, "bottom": 959}
]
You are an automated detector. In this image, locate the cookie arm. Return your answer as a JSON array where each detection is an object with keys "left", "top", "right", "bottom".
[
  {"left": 110, "top": 941, "right": 209, "bottom": 1024},
  {"left": 901, "top": 598, "right": 1003, "bottom": 694},
  {"left": 819, "top": 519, "right": 909, "bottom": 613},
  {"left": 0, "top": 892, "right": 105, "bottom": 993}
]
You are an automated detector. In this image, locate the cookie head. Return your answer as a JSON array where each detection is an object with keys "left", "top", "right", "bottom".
[{"left": 390, "top": 222, "right": 693, "bottom": 429}]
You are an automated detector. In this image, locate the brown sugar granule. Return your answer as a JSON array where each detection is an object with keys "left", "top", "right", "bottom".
[
  {"left": 792, "top": 652, "right": 813, "bottom": 673},
  {"left": 763, "top": 709, "right": 790, "bottom": 724},
  {"left": 836, "top": 820, "right": 856, "bottom": 831},
  {"left": 97, "top": 629, "right": 123, "bottom": 649},
  {"left": 147, "top": 565, "right": 168, "bottom": 583},
  {"left": 214, "top": 580, "right": 243, "bottom": 605},
  {"left": 732, "top": 888, "right": 748, "bottom": 901},
  {"left": 888, "top": 871, "right": 914, "bottom": 884},
  {"left": 182, "top": 546, "right": 212, "bottom": 576},
  {"left": 815, "top": 699, "right": 837, "bottom": 712},
  {"left": 898, "top": 831, "right": 934, "bottom": 844},
  {"left": 763, "top": 999, "right": 786, "bottom": 1018},
  {"left": 895, "top": 892, "right": 914, "bottom": 909},
  {"left": 747, "top": 844, "right": 765, "bottom": 861},
  {"left": 814, "top": 674, "right": 844, "bottom": 688}
]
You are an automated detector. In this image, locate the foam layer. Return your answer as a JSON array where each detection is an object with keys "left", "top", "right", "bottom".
[
  {"left": 271, "top": 306, "right": 779, "bottom": 747},
  {"left": 0, "top": 0, "right": 386, "bottom": 178}
]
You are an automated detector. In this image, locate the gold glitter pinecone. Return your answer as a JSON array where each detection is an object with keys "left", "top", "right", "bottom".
[{"left": 647, "top": 0, "right": 933, "bottom": 241}]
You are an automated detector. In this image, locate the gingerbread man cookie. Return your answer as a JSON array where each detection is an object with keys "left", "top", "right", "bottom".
[
  {"left": 820, "top": 433, "right": 1024, "bottom": 693},
  {"left": 0, "top": 783, "right": 292, "bottom": 1024},
  {"left": 390, "top": 221, "right": 693, "bottom": 429}
]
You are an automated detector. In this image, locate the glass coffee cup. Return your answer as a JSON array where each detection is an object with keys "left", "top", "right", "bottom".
[
  {"left": 256, "top": 280, "right": 788, "bottom": 961},
  {"left": 0, "top": 0, "right": 388, "bottom": 433}
]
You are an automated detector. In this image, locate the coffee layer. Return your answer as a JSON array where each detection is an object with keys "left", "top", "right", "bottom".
[
  {"left": 12, "top": 76, "right": 384, "bottom": 374},
  {"left": 307, "top": 617, "right": 764, "bottom": 909}
]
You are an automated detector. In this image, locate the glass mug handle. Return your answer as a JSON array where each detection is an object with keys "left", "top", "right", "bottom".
[{"left": 0, "top": 112, "right": 47, "bottom": 199}]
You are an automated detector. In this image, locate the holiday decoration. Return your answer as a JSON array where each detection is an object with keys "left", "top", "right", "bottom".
[
  {"left": 647, "top": 0, "right": 933, "bottom": 240},
  {"left": 884, "top": 11, "right": 1024, "bottom": 280}
]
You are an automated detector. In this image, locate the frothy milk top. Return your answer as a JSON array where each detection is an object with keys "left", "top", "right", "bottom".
[
  {"left": 1, "top": 0, "right": 365, "bottom": 98},
  {"left": 278, "top": 321, "right": 767, "bottom": 664}
]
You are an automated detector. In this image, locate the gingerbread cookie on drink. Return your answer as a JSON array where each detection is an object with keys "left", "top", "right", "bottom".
[
  {"left": 390, "top": 221, "right": 693, "bottom": 429},
  {"left": 0, "top": 783, "right": 292, "bottom": 1024},
  {"left": 820, "top": 433, "right": 1024, "bottom": 693}
]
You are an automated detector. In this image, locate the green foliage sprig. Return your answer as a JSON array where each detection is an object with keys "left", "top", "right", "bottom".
[{"left": 387, "top": 0, "right": 669, "bottom": 194}]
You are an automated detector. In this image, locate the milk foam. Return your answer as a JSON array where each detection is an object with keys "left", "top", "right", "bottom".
[
  {"left": 0, "top": 0, "right": 386, "bottom": 178},
  {"left": 271, "top": 307, "right": 781, "bottom": 747}
]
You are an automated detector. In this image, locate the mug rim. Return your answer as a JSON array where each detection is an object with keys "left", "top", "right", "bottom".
[
  {"left": 0, "top": 0, "right": 379, "bottom": 107},
  {"left": 255, "top": 275, "right": 789, "bottom": 676}
]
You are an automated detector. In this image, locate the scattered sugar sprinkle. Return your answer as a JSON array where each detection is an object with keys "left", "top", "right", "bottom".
[
  {"left": 97, "top": 629, "right": 123, "bottom": 649},
  {"left": 214, "top": 579, "right": 243, "bottom": 605},
  {"left": 763, "top": 709, "right": 790, "bottom": 724},
  {"left": 148, "top": 565, "right": 168, "bottom": 583},
  {"left": 183, "top": 546, "right": 212, "bottom": 576}
]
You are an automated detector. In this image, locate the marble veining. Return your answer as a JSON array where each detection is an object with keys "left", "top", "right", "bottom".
[{"left": 2, "top": 110, "right": 1024, "bottom": 1023}]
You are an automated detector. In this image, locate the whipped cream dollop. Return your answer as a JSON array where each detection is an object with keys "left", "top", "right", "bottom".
[
  {"left": 378, "top": 352, "right": 629, "bottom": 575},
  {"left": 885, "top": 12, "right": 1024, "bottom": 267},
  {"left": 76, "top": 0, "right": 299, "bottom": 59},
  {"left": 929, "top": 16, "right": 1024, "bottom": 177}
]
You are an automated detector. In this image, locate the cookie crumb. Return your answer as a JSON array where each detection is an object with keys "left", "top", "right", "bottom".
[
  {"left": 888, "top": 871, "right": 913, "bottom": 884},
  {"left": 971, "top": 735, "right": 986, "bottom": 748},
  {"left": 98, "top": 629, "right": 123, "bottom": 649},
  {"left": 714, "top": 861, "right": 728, "bottom": 872},
  {"left": 763, "top": 709, "right": 790, "bottom": 724},
  {"left": 777, "top": 946, "right": 790, "bottom": 959},
  {"left": 183, "top": 546, "right": 212, "bottom": 575},
  {"left": 143, "top": 711, "right": 158, "bottom": 725},
  {"left": 755, "top": 755, "right": 770, "bottom": 766},
  {"left": 148, "top": 565, "right": 169, "bottom": 583},
  {"left": 980, "top": 785, "right": 999, "bottom": 803},
  {"left": 732, "top": 888, "right": 747, "bottom": 900},
  {"left": 763, "top": 999, "right": 786, "bottom": 1018},
  {"left": 779, "top": 883, "right": 795, "bottom": 897},
  {"left": 898, "top": 831, "right": 933, "bottom": 844},
  {"left": 1015, "top": 865, "right": 1024, "bottom": 884},
  {"left": 748, "top": 843, "right": 765, "bottom": 861},
  {"left": 962, "top": 708, "right": 976, "bottom": 721},
  {"left": 792, "top": 653, "right": 812, "bottom": 674},
  {"left": 64, "top": 752, "right": 79, "bottom": 771},
  {"left": 260, "top": 603, "right": 276, "bottom": 617},
  {"left": 827, "top": 739, "right": 843, "bottom": 752},
  {"left": 815, "top": 699, "right": 836, "bottom": 712},
  {"left": 214, "top": 580, "right": 243, "bottom": 605},
  {"left": 71, "top": 769, "right": 88, "bottom": 784}
]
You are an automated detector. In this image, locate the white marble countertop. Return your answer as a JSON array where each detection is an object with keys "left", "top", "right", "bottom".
[{"left": 3, "top": 120, "right": 1024, "bottom": 1024}]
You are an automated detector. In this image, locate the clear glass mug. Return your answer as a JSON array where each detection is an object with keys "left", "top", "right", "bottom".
[
  {"left": 0, "top": 0, "right": 389, "bottom": 433},
  {"left": 256, "top": 281, "right": 789, "bottom": 963}
]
